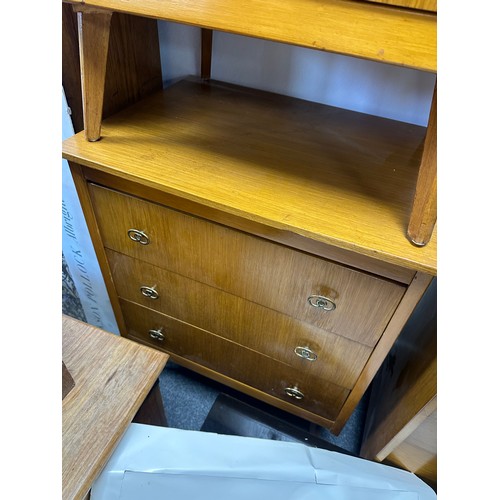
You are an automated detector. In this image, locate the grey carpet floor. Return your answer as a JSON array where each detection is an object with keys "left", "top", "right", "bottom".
[{"left": 158, "top": 361, "right": 368, "bottom": 455}]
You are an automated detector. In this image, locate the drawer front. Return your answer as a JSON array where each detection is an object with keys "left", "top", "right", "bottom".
[
  {"left": 120, "top": 299, "right": 350, "bottom": 422},
  {"left": 90, "top": 184, "right": 406, "bottom": 346},
  {"left": 107, "top": 249, "right": 372, "bottom": 389}
]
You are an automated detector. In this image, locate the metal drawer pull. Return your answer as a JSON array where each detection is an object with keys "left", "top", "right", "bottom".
[
  {"left": 140, "top": 285, "right": 159, "bottom": 300},
  {"left": 127, "top": 229, "right": 150, "bottom": 245},
  {"left": 294, "top": 346, "right": 318, "bottom": 361},
  {"left": 307, "top": 295, "right": 336, "bottom": 311},
  {"left": 148, "top": 327, "right": 165, "bottom": 341},
  {"left": 284, "top": 386, "right": 304, "bottom": 400}
]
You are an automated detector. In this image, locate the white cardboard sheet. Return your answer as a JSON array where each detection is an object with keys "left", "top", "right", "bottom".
[{"left": 90, "top": 424, "right": 436, "bottom": 500}]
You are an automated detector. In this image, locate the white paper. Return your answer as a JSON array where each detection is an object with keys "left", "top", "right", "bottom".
[
  {"left": 90, "top": 424, "right": 436, "bottom": 500},
  {"left": 119, "top": 471, "right": 419, "bottom": 500}
]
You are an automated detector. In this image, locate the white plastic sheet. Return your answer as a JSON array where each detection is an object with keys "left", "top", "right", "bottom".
[{"left": 90, "top": 424, "right": 436, "bottom": 499}]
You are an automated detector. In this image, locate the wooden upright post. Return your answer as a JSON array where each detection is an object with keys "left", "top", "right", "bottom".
[
  {"left": 75, "top": 6, "right": 113, "bottom": 142},
  {"left": 201, "top": 28, "right": 213, "bottom": 80},
  {"left": 407, "top": 83, "right": 437, "bottom": 246}
]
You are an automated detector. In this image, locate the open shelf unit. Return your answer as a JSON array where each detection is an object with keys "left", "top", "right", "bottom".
[{"left": 62, "top": 77, "right": 436, "bottom": 274}]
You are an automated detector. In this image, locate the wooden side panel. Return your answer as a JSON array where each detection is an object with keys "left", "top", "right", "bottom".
[
  {"left": 103, "top": 12, "right": 163, "bottom": 119},
  {"left": 360, "top": 278, "right": 436, "bottom": 483},
  {"left": 331, "top": 272, "right": 433, "bottom": 434},
  {"left": 385, "top": 407, "right": 437, "bottom": 484}
]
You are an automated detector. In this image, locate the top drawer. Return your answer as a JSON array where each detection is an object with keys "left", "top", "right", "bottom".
[{"left": 89, "top": 184, "right": 406, "bottom": 347}]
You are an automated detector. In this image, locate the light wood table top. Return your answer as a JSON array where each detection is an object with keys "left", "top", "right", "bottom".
[{"left": 62, "top": 315, "right": 169, "bottom": 500}]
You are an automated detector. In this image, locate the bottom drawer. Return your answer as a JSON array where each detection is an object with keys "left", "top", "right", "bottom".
[{"left": 120, "top": 299, "right": 350, "bottom": 423}]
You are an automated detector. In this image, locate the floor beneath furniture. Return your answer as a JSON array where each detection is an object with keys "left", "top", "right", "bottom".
[{"left": 158, "top": 360, "right": 369, "bottom": 456}]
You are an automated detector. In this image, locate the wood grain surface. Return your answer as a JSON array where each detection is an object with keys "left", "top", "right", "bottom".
[
  {"left": 360, "top": 277, "right": 436, "bottom": 484},
  {"left": 89, "top": 183, "right": 406, "bottom": 344},
  {"left": 63, "top": 0, "right": 436, "bottom": 71},
  {"left": 331, "top": 271, "right": 433, "bottom": 434},
  {"left": 63, "top": 78, "right": 437, "bottom": 274},
  {"left": 106, "top": 249, "right": 372, "bottom": 389},
  {"left": 63, "top": 5, "right": 163, "bottom": 134},
  {"left": 75, "top": 7, "right": 113, "bottom": 141},
  {"left": 362, "top": 0, "right": 436, "bottom": 11},
  {"left": 62, "top": 315, "right": 168, "bottom": 500},
  {"left": 81, "top": 167, "right": 417, "bottom": 284},
  {"left": 385, "top": 404, "right": 437, "bottom": 485},
  {"left": 120, "top": 299, "right": 350, "bottom": 424}
]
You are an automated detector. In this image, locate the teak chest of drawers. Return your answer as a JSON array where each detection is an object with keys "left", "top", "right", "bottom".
[
  {"left": 63, "top": 75, "right": 436, "bottom": 433},
  {"left": 63, "top": 0, "right": 436, "bottom": 436}
]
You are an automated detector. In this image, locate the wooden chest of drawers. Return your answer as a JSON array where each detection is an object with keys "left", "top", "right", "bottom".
[{"left": 63, "top": 77, "right": 435, "bottom": 433}]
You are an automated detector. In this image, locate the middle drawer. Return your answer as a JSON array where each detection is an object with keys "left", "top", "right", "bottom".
[{"left": 107, "top": 249, "right": 371, "bottom": 389}]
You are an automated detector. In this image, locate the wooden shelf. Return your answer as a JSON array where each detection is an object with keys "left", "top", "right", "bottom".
[
  {"left": 62, "top": 77, "right": 436, "bottom": 274},
  {"left": 65, "top": 0, "right": 436, "bottom": 71}
]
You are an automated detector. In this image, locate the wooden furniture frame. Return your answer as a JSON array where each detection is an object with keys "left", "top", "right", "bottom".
[
  {"left": 360, "top": 278, "right": 437, "bottom": 488},
  {"left": 64, "top": 0, "right": 437, "bottom": 245},
  {"left": 62, "top": 0, "right": 437, "bottom": 438}
]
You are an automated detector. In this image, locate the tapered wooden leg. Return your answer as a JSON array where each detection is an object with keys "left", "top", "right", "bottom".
[
  {"left": 201, "top": 28, "right": 213, "bottom": 80},
  {"left": 407, "top": 83, "right": 437, "bottom": 246},
  {"left": 75, "top": 7, "right": 113, "bottom": 142}
]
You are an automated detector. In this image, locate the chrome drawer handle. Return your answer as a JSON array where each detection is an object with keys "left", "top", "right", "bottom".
[
  {"left": 307, "top": 295, "right": 336, "bottom": 311},
  {"left": 140, "top": 285, "right": 159, "bottom": 300},
  {"left": 294, "top": 346, "right": 318, "bottom": 361},
  {"left": 284, "top": 386, "right": 304, "bottom": 400},
  {"left": 148, "top": 327, "right": 165, "bottom": 341},
  {"left": 127, "top": 229, "right": 150, "bottom": 245}
]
